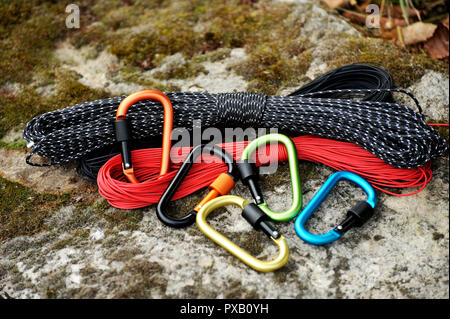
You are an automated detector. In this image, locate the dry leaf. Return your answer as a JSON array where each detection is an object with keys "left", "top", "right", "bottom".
[
  {"left": 424, "top": 23, "right": 449, "bottom": 59},
  {"left": 325, "top": 0, "right": 347, "bottom": 10},
  {"left": 399, "top": 22, "right": 437, "bottom": 46}
]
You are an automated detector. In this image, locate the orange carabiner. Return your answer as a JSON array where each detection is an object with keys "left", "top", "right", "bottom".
[{"left": 114, "top": 90, "right": 173, "bottom": 183}]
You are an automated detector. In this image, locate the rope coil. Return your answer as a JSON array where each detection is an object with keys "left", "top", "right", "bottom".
[
  {"left": 97, "top": 135, "right": 434, "bottom": 209},
  {"left": 24, "top": 89, "right": 447, "bottom": 169},
  {"left": 23, "top": 63, "right": 448, "bottom": 170},
  {"left": 216, "top": 92, "right": 267, "bottom": 126}
]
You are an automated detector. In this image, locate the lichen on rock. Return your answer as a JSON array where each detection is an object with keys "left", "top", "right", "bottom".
[{"left": 0, "top": 0, "right": 448, "bottom": 299}]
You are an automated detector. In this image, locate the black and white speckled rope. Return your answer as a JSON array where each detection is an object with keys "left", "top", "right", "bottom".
[{"left": 23, "top": 64, "right": 448, "bottom": 170}]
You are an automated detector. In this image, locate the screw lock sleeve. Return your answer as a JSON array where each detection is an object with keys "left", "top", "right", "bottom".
[
  {"left": 238, "top": 159, "right": 257, "bottom": 180},
  {"left": 242, "top": 203, "right": 280, "bottom": 239},
  {"left": 348, "top": 201, "right": 374, "bottom": 227},
  {"left": 242, "top": 203, "right": 267, "bottom": 228},
  {"left": 335, "top": 201, "right": 374, "bottom": 234},
  {"left": 238, "top": 160, "right": 264, "bottom": 205},
  {"left": 114, "top": 118, "right": 132, "bottom": 142}
]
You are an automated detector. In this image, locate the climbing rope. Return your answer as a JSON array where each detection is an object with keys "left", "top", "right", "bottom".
[
  {"left": 97, "top": 135, "right": 433, "bottom": 209},
  {"left": 23, "top": 63, "right": 448, "bottom": 170}
]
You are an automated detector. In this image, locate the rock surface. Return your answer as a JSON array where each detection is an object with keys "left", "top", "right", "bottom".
[{"left": 0, "top": 0, "right": 448, "bottom": 299}]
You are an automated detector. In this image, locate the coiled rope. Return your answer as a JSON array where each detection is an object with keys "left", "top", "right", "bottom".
[
  {"left": 23, "top": 63, "right": 448, "bottom": 170},
  {"left": 97, "top": 135, "right": 433, "bottom": 209}
]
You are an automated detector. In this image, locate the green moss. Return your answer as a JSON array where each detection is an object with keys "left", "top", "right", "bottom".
[
  {"left": 272, "top": 261, "right": 297, "bottom": 283},
  {"left": 72, "top": 228, "right": 91, "bottom": 239},
  {"left": 237, "top": 231, "right": 264, "bottom": 256},
  {"left": 0, "top": 176, "right": 72, "bottom": 242},
  {"left": 70, "top": 23, "right": 109, "bottom": 51},
  {"left": 259, "top": 162, "right": 291, "bottom": 190},
  {"left": 50, "top": 236, "right": 74, "bottom": 251},
  {"left": 0, "top": 1, "right": 68, "bottom": 86},
  {"left": 43, "top": 266, "right": 68, "bottom": 299},
  {"left": 101, "top": 229, "right": 131, "bottom": 249},
  {"left": 0, "top": 88, "right": 45, "bottom": 139},
  {"left": 0, "top": 0, "right": 309, "bottom": 97},
  {"left": 80, "top": 264, "right": 97, "bottom": 277},
  {"left": 223, "top": 280, "right": 259, "bottom": 299},
  {"left": 0, "top": 71, "right": 108, "bottom": 138},
  {"left": 192, "top": 48, "right": 232, "bottom": 63},
  {"left": 299, "top": 161, "right": 321, "bottom": 183},
  {"left": 49, "top": 228, "right": 90, "bottom": 250},
  {"left": 236, "top": 45, "right": 313, "bottom": 95},
  {"left": 101, "top": 6, "right": 141, "bottom": 31},
  {"left": 0, "top": 140, "right": 27, "bottom": 151},
  {"left": 153, "top": 62, "right": 207, "bottom": 80},
  {"left": 109, "top": 247, "right": 143, "bottom": 262},
  {"left": 118, "top": 66, "right": 182, "bottom": 91},
  {"left": 324, "top": 37, "right": 448, "bottom": 88},
  {"left": 91, "top": 198, "right": 112, "bottom": 213},
  {"left": 91, "top": 198, "right": 144, "bottom": 231},
  {"left": 108, "top": 12, "right": 200, "bottom": 68},
  {"left": 69, "top": 0, "right": 301, "bottom": 89},
  {"left": 113, "top": 259, "right": 167, "bottom": 298},
  {"left": 50, "top": 71, "right": 110, "bottom": 108}
]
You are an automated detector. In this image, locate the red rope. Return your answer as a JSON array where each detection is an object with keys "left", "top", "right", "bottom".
[
  {"left": 97, "top": 135, "right": 434, "bottom": 209},
  {"left": 428, "top": 123, "right": 449, "bottom": 127}
]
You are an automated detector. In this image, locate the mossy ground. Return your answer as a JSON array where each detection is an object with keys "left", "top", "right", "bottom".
[
  {"left": 322, "top": 36, "right": 448, "bottom": 88},
  {"left": 0, "top": 71, "right": 109, "bottom": 138},
  {"left": 91, "top": 198, "right": 144, "bottom": 231},
  {"left": 0, "top": 176, "right": 72, "bottom": 241},
  {"left": 1, "top": 0, "right": 447, "bottom": 139},
  {"left": 0, "top": 0, "right": 307, "bottom": 137},
  {"left": 0, "top": 0, "right": 448, "bottom": 299}
]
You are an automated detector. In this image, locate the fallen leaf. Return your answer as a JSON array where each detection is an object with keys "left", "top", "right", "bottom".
[
  {"left": 424, "top": 23, "right": 449, "bottom": 59},
  {"left": 325, "top": 0, "right": 347, "bottom": 10},
  {"left": 399, "top": 22, "right": 437, "bottom": 46}
]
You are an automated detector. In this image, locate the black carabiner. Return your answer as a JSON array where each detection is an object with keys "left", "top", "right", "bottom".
[{"left": 156, "top": 144, "right": 237, "bottom": 228}]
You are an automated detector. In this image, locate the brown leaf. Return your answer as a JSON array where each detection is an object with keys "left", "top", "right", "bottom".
[
  {"left": 325, "top": 0, "right": 347, "bottom": 10},
  {"left": 424, "top": 23, "right": 449, "bottom": 59},
  {"left": 399, "top": 22, "right": 437, "bottom": 46}
]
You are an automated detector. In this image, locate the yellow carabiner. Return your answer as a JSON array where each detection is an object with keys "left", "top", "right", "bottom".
[{"left": 196, "top": 195, "right": 289, "bottom": 272}]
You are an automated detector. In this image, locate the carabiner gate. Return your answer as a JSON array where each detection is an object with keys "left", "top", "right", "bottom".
[
  {"left": 156, "top": 144, "right": 237, "bottom": 228},
  {"left": 294, "top": 171, "right": 377, "bottom": 245},
  {"left": 114, "top": 90, "right": 173, "bottom": 183},
  {"left": 196, "top": 195, "right": 289, "bottom": 272},
  {"left": 239, "top": 133, "right": 302, "bottom": 221}
]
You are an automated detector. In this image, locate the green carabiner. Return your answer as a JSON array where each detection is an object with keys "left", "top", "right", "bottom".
[{"left": 238, "top": 133, "right": 302, "bottom": 221}]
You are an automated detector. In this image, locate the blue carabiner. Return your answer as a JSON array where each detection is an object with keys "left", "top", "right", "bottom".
[{"left": 294, "top": 171, "right": 377, "bottom": 245}]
